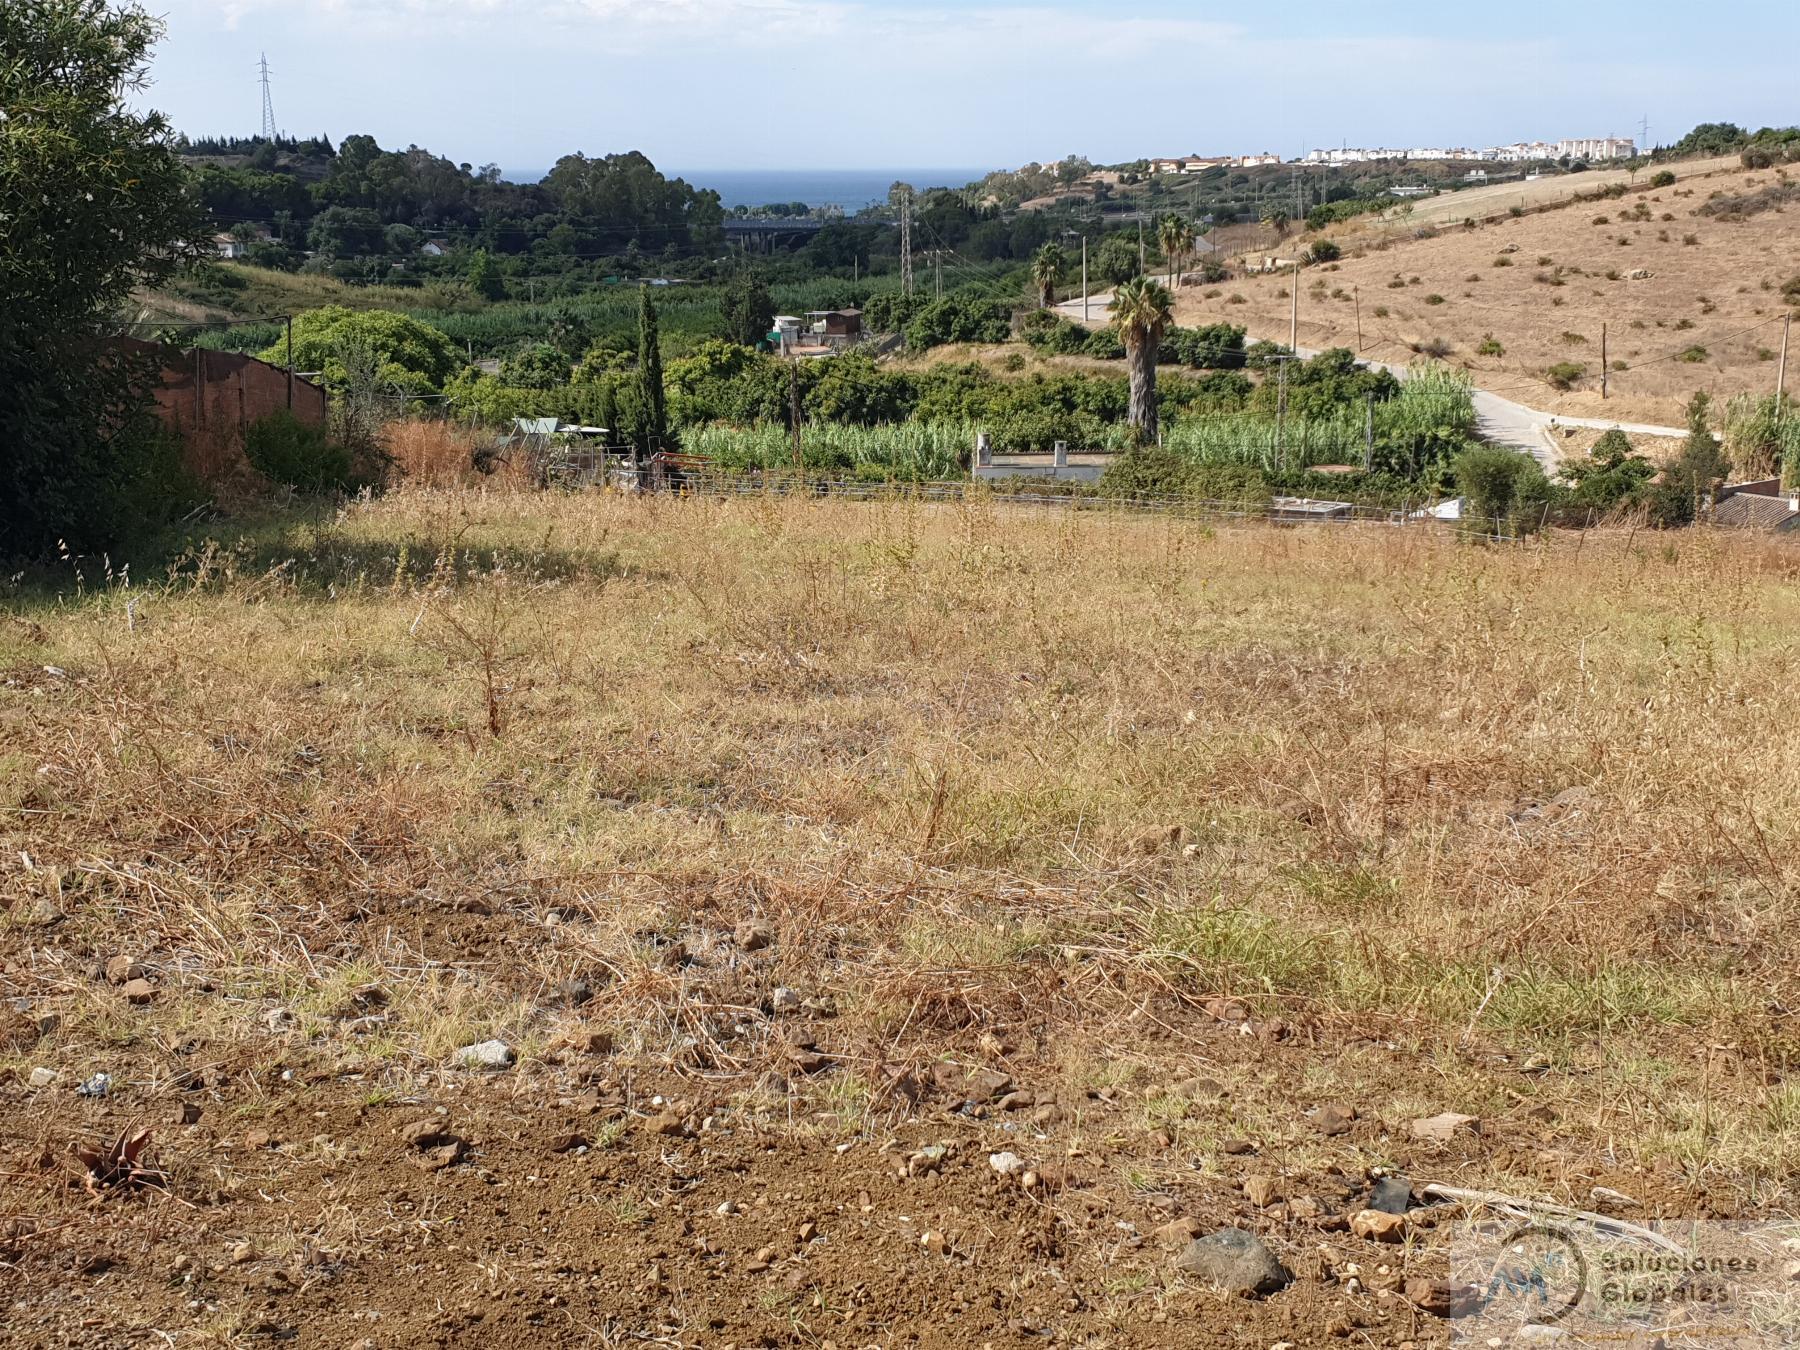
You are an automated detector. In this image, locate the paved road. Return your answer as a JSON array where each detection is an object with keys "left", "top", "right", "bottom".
[{"left": 1052, "top": 291, "right": 1684, "bottom": 468}]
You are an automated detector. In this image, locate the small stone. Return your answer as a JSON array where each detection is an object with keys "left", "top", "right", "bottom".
[
  {"left": 920, "top": 1230, "right": 949, "bottom": 1256},
  {"left": 103, "top": 956, "right": 145, "bottom": 986},
  {"left": 770, "top": 987, "right": 803, "bottom": 1013},
  {"left": 454, "top": 1040, "right": 515, "bottom": 1071},
  {"left": 1315, "top": 1103, "right": 1357, "bottom": 1136},
  {"left": 1030, "top": 1103, "right": 1064, "bottom": 1127},
  {"left": 786, "top": 1046, "right": 832, "bottom": 1074},
  {"left": 27, "top": 1067, "right": 58, "bottom": 1089},
  {"left": 797, "top": 1221, "right": 818, "bottom": 1243},
  {"left": 243, "top": 1129, "right": 272, "bottom": 1150},
  {"left": 549, "top": 1132, "right": 587, "bottom": 1153},
  {"left": 230, "top": 1241, "right": 257, "bottom": 1265},
  {"left": 1243, "top": 1174, "right": 1283, "bottom": 1208},
  {"left": 1410, "top": 1112, "right": 1480, "bottom": 1142},
  {"left": 576, "top": 1029, "right": 613, "bottom": 1055},
  {"left": 175, "top": 1102, "right": 202, "bottom": 1126},
  {"left": 650, "top": 1112, "right": 689, "bottom": 1137},
  {"left": 76, "top": 1072, "right": 111, "bottom": 1098},
  {"left": 1220, "top": 1138, "right": 1256, "bottom": 1155},
  {"left": 1351, "top": 1209, "right": 1405, "bottom": 1243},
  {"left": 1515, "top": 1326, "right": 1568, "bottom": 1343},
  {"left": 399, "top": 1118, "right": 451, "bottom": 1149},
  {"left": 1174, "top": 1228, "right": 1291, "bottom": 1298},
  {"left": 734, "top": 918, "right": 774, "bottom": 952},
  {"left": 1367, "top": 1177, "right": 1412, "bottom": 1214},
  {"left": 121, "top": 978, "right": 156, "bottom": 1006},
  {"left": 989, "top": 1151, "right": 1026, "bottom": 1177}
]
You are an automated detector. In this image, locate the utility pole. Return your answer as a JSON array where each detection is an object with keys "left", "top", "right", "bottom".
[
  {"left": 1289, "top": 262, "right": 1299, "bottom": 354},
  {"left": 934, "top": 249, "right": 942, "bottom": 299},
  {"left": 284, "top": 314, "right": 294, "bottom": 409},
  {"left": 1081, "top": 235, "right": 1088, "bottom": 323},
  {"left": 1777, "top": 313, "right": 1792, "bottom": 427},
  {"left": 1601, "top": 322, "right": 1608, "bottom": 399},
  {"left": 1137, "top": 215, "right": 1145, "bottom": 275},
  {"left": 899, "top": 190, "right": 913, "bottom": 298}
]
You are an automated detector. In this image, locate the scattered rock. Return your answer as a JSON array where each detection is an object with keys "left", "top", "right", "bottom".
[
  {"left": 1243, "top": 1174, "right": 1283, "bottom": 1208},
  {"left": 1220, "top": 1138, "right": 1256, "bottom": 1156},
  {"left": 28, "top": 899, "right": 65, "bottom": 927},
  {"left": 243, "top": 1129, "right": 273, "bottom": 1150},
  {"left": 1315, "top": 1103, "right": 1357, "bottom": 1137},
  {"left": 1516, "top": 1325, "right": 1569, "bottom": 1343},
  {"left": 1368, "top": 1176, "right": 1413, "bottom": 1214},
  {"left": 454, "top": 1040, "right": 516, "bottom": 1071},
  {"left": 121, "top": 978, "right": 156, "bottom": 1006},
  {"left": 1350, "top": 1209, "right": 1405, "bottom": 1243},
  {"left": 27, "top": 1067, "right": 58, "bottom": 1089},
  {"left": 549, "top": 1132, "right": 587, "bottom": 1154},
  {"left": 1204, "top": 996, "right": 1251, "bottom": 1023},
  {"left": 574, "top": 1028, "right": 613, "bottom": 1055},
  {"left": 989, "top": 1151, "right": 1026, "bottom": 1177},
  {"left": 175, "top": 1102, "right": 203, "bottom": 1126},
  {"left": 1410, "top": 1112, "right": 1480, "bottom": 1142},
  {"left": 399, "top": 1118, "right": 454, "bottom": 1149},
  {"left": 1174, "top": 1076, "right": 1226, "bottom": 1101},
  {"left": 1030, "top": 1103, "right": 1064, "bottom": 1127},
  {"left": 734, "top": 918, "right": 774, "bottom": 952},
  {"left": 797, "top": 1221, "right": 818, "bottom": 1243},
  {"left": 231, "top": 1241, "right": 257, "bottom": 1265},
  {"left": 1174, "top": 1228, "right": 1291, "bottom": 1298},
  {"left": 650, "top": 1112, "right": 690, "bottom": 1137},
  {"left": 102, "top": 956, "right": 145, "bottom": 986},
  {"left": 919, "top": 1230, "right": 950, "bottom": 1256},
  {"left": 929, "top": 1061, "right": 1012, "bottom": 1104},
  {"left": 770, "top": 987, "right": 803, "bottom": 1014},
  {"left": 75, "top": 1072, "right": 111, "bottom": 1098}
]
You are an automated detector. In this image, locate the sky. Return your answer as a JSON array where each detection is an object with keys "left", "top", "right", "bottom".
[{"left": 141, "top": 0, "right": 1800, "bottom": 176}]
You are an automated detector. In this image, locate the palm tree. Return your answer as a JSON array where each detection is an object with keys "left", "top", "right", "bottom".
[
  {"left": 1109, "top": 275, "right": 1174, "bottom": 443},
  {"left": 1156, "top": 214, "right": 1190, "bottom": 288},
  {"left": 1030, "top": 242, "right": 1067, "bottom": 308}
]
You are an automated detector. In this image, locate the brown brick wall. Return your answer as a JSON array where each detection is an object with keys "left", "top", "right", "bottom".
[{"left": 111, "top": 337, "right": 328, "bottom": 485}]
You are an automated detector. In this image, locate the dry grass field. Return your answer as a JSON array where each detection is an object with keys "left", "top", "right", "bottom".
[
  {"left": 7, "top": 487, "right": 1800, "bottom": 1344},
  {"left": 1192, "top": 158, "right": 1797, "bottom": 427}
]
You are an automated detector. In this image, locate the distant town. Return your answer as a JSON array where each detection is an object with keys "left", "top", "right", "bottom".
[{"left": 1149, "top": 136, "right": 1637, "bottom": 174}]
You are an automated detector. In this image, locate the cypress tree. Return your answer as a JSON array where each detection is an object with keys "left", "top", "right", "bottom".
[{"left": 636, "top": 285, "right": 667, "bottom": 454}]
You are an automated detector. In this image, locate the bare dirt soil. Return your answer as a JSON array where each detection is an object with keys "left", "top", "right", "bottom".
[
  {"left": 1189, "top": 158, "right": 1797, "bottom": 426},
  {"left": 6, "top": 492, "right": 1799, "bottom": 1346}
]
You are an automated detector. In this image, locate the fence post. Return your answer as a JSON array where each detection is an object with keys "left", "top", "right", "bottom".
[
  {"left": 975, "top": 432, "right": 992, "bottom": 471},
  {"left": 1053, "top": 440, "right": 1068, "bottom": 472}
]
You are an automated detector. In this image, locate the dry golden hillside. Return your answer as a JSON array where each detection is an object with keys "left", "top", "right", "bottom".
[{"left": 1186, "top": 158, "right": 1798, "bottom": 426}]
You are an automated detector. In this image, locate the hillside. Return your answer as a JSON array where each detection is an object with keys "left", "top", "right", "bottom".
[{"left": 1183, "top": 157, "right": 1796, "bottom": 426}]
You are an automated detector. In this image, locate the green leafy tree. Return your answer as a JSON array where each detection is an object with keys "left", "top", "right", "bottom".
[
  {"left": 1560, "top": 428, "right": 1654, "bottom": 510},
  {"left": 719, "top": 270, "right": 776, "bottom": 347},
  {"left": 1650, "top": 392, "right": 1731, "bottom": 525},
  {"left": 467, "top": 247, "right": 505, "bottom": 300},
  {"left": 635, "top": 285, "right": 668, "bottom": 453},
  {"left": 500, "top": 342, "right": 570, "bottom": 391},
  {"left": 1030, "top": 242, "right": 1066, "bottom": 308},
  {"left": 1, "top": 0, "right": 201, "bottom": 555},
  {"left": 1455, "top": 446, "right": 1552, "bottom": 535},
  {"left": 1094, "top": 235, "right": 1140, "bottom": 287},
  {"left": 1109, "top": 276, "right": 1174, "bottom": 443},
  {"left": 256, "top": 306, "right": 460, "bottom": 393}
]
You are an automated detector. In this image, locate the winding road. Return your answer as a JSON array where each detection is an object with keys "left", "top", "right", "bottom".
[{"left": 1052, "top": 290, "right": 1685, "bottom": 468}]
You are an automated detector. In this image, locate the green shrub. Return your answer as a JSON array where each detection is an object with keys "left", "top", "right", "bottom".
[
  {"left": 1649, "top": 170, "right": 1677, "bottom": 188},
  {"left": 244, "top": 409, "right": 355, "bottom": 491},
  {"left": 1455, "top": 445, "right": 1551, "bottom": 534},
  {"left": 1476, "top": 335, "right": 1505, "bottom": 357},
  {"left": 1544, "top": 362, "right": 1586, "bottom": 390}
]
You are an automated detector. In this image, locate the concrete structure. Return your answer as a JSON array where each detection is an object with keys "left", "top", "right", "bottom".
[
  {"left": 1303, "top": 136, "right": 1635, "bottom": 166},
  {"left": 112, "top": 337, "right": 328, "bottom": 485}
]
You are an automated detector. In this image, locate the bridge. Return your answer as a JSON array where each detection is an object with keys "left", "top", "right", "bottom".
[{"left": 720, "top": 217, "right": 830, "bottom": 252}]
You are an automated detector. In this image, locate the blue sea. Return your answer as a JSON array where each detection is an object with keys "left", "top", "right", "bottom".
[{"left": 507, "top": 167, "right": 988, "bottom": 212}]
